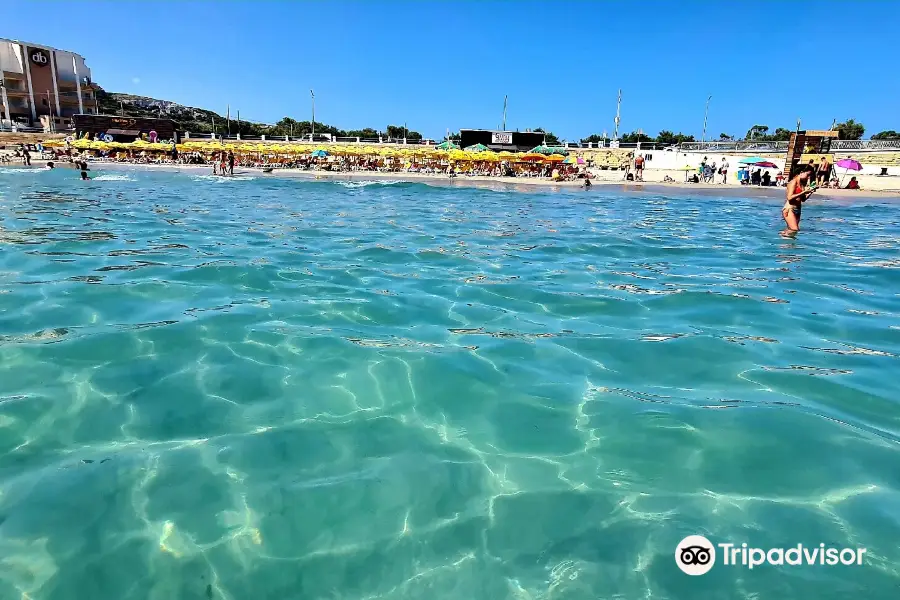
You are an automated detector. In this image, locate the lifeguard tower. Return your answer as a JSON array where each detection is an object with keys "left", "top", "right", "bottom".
[{"left": 784, "top": 129, "right": 840, "bottom": 178}]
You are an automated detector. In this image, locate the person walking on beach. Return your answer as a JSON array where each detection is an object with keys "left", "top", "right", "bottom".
[
  {"left": 227, "top": 150, "right": 235, "bottom": 176},
  {"left": 720, "top": 157, "right": 729, "bottom": 184},
  {"left": 634, "top": 154, "right": 645, "bottom": 181},
  {"left": 816, "top": 156, "right": 830, "bottom": 187},
  {"left": 781, "top": 166, "right": 815, "bottom": 235},
  {"left": 22, "top": 145, "right": 31, "bottom": 166}
]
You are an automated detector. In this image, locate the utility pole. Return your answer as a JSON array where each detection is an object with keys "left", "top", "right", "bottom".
[
  {"left": 226, "top": 104, "right": 230, "bottom": 136},
  {"left": 237, "top": 109, "right": 240, "bottom": 135},
  {"left": 502, "top": 95, "right": 508, "bottom": 131},
  {"left": 701, "top": 95, "right": 712, "bottom": 142},
  {"left": 613, "top": 89, "right": 621, "bottom": 140},
  {"left": 0, "top": 48, "right": 10, "bottom": 125},
  {"left": 120, "top": 100, "right": 124, "bottom": 116},
  {"left": 310, "top": 89, "right": 315, "bottom": 141},
  {"left": 46, "top": 90, "right": 54, "bottom": 132}
]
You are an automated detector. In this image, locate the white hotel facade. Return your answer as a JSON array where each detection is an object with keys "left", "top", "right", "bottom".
[{"left": 0, "top": 38, "right": 99, "bottom": 129}]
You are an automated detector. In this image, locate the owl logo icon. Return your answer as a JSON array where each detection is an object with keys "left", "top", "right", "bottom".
[{"left": 675, "top": 535, "right": 716, "bottom": 575}]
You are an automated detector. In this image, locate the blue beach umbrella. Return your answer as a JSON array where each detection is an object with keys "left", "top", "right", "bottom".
[{"left": 311, "top": 149, "right": 328, "bottom": 158}]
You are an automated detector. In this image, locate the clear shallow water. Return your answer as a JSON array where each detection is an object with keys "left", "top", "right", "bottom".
[{"left": 1, "top": 166, "right": 900, "bottom": 599}]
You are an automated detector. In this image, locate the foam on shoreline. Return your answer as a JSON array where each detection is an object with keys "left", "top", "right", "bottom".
[{"left": 3, "top": 160, "right": 899, "bottom": 199}]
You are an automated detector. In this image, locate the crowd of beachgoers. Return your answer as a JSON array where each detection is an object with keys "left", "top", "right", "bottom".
[
  {"left": 3, "top": 143, "right": 592, "bottom": 182},
  {"left": 0, "top": 140, "right": 872, "bottom": 192}
]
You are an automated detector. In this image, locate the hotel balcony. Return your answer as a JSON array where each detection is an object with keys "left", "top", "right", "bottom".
[
  {"left": 3, "top": 86, "right": 29, "bottom": 96},
  {"left": 4, "top": 100, "right": 30, "bottom": 115}
]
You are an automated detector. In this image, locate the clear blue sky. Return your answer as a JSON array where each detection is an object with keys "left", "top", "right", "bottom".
[{"left": 5, "top": 0, "right": 898, "bottom": 140}]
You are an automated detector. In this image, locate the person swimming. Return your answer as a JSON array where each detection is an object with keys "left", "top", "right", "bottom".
[{"left": 782, "top": 166, "right": 815, "bottom": 234}]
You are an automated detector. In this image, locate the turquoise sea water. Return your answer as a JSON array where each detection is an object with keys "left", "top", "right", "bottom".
[{"left": 1, "top": 166, "right": 899, "bottom": 599}]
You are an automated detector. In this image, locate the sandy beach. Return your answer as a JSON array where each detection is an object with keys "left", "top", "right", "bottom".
[
  {"left": 2, "top": 143, "right": 898, "bottom": 199},
  {"left": 5, "top": 159, "right": 892, "bottom": 201}
]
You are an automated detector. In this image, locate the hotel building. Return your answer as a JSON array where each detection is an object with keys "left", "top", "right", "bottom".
[{"left": 0, "top": 38, "right": 99, "bottom": 129}]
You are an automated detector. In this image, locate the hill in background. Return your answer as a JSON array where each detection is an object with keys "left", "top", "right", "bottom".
[
  {"left": 95, "top": 88, "right": 423, "bottom": 141},
  {"left": 96, "top": 87, "right": 237, "bottom": 135}
]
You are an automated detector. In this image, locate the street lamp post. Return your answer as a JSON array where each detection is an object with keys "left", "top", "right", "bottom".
[
  {"left": 702, "top": 95, "right": 712, "bottom": 142},
  {"left": 310, "top": 89, "right": 315, "bottom": 141}
]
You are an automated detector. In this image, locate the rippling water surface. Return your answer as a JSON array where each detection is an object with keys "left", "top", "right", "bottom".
[{"left": 1, "top": 166, "right": 900, "bottom": 599}]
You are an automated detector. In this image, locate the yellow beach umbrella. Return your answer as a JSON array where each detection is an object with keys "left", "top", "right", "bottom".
[{"left": 545, "top": 154, "right": 566, "bottom": 163}]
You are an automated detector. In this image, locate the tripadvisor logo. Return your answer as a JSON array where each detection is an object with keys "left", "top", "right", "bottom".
[{"left": 675, "top": 535, "right": 866, "bottom": 576}]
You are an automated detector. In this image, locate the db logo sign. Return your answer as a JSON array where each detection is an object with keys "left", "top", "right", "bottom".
[{"left": 31, "top": 50, "right": 49, "bottom": 66}]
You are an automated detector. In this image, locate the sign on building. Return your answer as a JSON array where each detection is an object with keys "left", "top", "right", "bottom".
[
  {"left": 30, "top": 49, "right": 49, "bottom": 67},
  {"left": 491, "top": 131, "right": 513, "bottom": 144}
]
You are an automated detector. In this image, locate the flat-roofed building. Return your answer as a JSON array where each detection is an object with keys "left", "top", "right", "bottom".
[{"left": 0, "top": 38, "right": 99, "bottom": 129}]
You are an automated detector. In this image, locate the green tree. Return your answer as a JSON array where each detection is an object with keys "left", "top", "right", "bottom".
[
  {"left": 656, "top": 130, "right": 695, "bottom": 145},
  {"left": 772, "top": 127, "right": 793, "bottom": 141},
  {"left": 345, "top": 128, "right": 381, "bottom": 139},
  {"left": 719, "top": 133, "right": 732, "bottom": 141},
  {"left": 581, "top": 133, "right": 610, "bottom": 144},
  {"left": 746, "top": 125, "right": 769, "bottom": 140},
  {"left": 267, "top": 117, "right": 299, "bottom": 137},
  {"left": 268, "top": 117, "right": 344, "bottom": 138},
  {"left": 872, "top": 130, "right": 900, "bottom": 140},
  {"left": 620, "top": 130, "right": 653, "bottom": 144},
  {"left": 835, "top": 119, "right": 865, "bottom": 140},
  {"left": 383, "top": 125, "right": 422, "bottom": 141},
  {"left": 533, "top": 128, "right": 560, "bottom": 144},
  {"left": 385, "top": 125, "right": 405, "bottom": 139}
]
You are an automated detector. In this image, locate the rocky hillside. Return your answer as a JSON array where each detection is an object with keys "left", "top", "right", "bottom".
[
  {"left": 93, "top": 88, "right": 424, "bottom": 140},
  {"left": 95, "top": 88, "right": 262, "bottom": 135}
]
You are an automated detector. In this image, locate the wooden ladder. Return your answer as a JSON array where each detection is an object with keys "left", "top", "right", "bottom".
[{"left": 784, "top": 133, "right": 806, "bottom": 177}]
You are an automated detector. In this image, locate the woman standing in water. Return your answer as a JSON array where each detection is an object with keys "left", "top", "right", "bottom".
[{"left": 782, "top": 166, "right": 816, "bottom": 235}]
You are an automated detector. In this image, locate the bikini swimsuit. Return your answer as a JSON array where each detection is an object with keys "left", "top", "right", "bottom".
[{"left": 783, "top": 182, "right": 803, "bottom": 218}]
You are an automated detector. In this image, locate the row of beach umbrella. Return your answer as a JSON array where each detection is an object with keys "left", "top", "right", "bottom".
[{"left": 42, "top": 137, "right": 600, "bottom": 164}]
